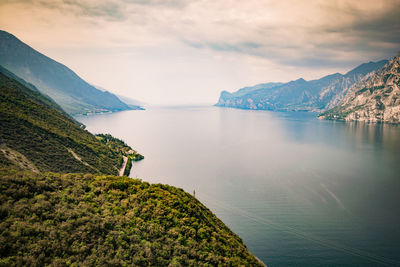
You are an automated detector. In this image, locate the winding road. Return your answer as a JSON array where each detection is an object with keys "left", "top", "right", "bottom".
[{"left": 119, "top": 156, "right": 128, "bottom": 176}]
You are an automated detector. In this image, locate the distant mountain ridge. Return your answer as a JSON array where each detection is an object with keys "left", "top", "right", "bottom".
[
  {"left": 216, "top": 60, "right": 388, "bottom": 112},
  {"left": 115, "top": 94, "right": 146, "bottom": 108},
  {"left": 92, "top": 84, "right": 145, "bottom": 109},
  {"left": 0, "top": 30, "right": 132, "bottom": 115},
  {"left": 319, "top": 53, "right": 400, "bottom": 123}
]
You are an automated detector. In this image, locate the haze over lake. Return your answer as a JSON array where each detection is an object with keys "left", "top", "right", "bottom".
[{"left": 77, "top": 107, "right": 400, "bottom": 266}]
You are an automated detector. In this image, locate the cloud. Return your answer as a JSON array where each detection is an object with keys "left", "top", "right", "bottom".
[
  {"left": 1, "top": 0, "right": 400, "bottom": 104},
  {"left": 166, "top": 0, "right": 400, "bottom": 68},
  {"left": 126, "top": 0, "right": 190, "bottom": 8},
  {"left": 0, "top": 0, "right": 127, "bottom": 21},
  {"left": 2, "top": 0, "right": 398, "bottom": 69},
  {"left": 314, "top": 0, "right": 400, "bottom": 55}
]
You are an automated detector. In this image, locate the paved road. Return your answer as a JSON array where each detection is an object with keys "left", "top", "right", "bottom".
[{"left": 119, "top": 156, "right": 128, "bottom": 176}]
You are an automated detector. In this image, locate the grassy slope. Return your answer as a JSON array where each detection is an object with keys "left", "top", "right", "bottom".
[
  {"left": 0, "top": 65, "right": 83, "bottom": 127},
  {"left": 0, "top": 71, "right": 123, "bottom": 174},
  {"left": 0, "top": 169, "right": 263, "bottom": 266}
]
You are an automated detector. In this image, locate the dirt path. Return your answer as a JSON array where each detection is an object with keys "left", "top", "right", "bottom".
[
  {"left": 0, "top": 144, "right": 39, "bottom": 172},
  {"left": 67, "top": 148, "right": 92, "bottom": 168},
  {"left": 119, "top": 156, "right": 128, "bottom": 176}
]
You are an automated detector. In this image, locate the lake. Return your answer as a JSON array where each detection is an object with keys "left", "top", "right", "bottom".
[{"left": 76, "top": 106, "right": 400, "bottom": 266}]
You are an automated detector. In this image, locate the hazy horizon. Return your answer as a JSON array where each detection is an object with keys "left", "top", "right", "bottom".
[{"left": 1, "top": 0, "right": 399, "bottom": 105}]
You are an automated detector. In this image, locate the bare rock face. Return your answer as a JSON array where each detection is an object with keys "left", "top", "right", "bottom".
[{"left": 320, "top": 54, "right": 400, "bottom": 124}]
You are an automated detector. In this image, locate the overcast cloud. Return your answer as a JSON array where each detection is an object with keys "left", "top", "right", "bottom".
[{"left": 0, "top": 0, "right": 399, "bottom": 105}]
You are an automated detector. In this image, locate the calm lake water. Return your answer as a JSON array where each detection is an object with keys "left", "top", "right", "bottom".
[{"left": 77, "top": 106, "right": 400, "bottom": 266}]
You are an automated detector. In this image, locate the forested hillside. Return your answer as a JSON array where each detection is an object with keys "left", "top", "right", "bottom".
[
  {"left": 0, "top": 169, "right": 263, "bottom": 266},
  {"left": 0, "top": 68, "right": 133, "bottom": 174}
]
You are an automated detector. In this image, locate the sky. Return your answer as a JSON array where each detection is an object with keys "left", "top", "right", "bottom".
[{"left": 0, "top": 0, "right": 399, "bottom": 105}]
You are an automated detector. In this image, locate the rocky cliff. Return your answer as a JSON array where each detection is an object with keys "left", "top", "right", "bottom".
[{"left": 319, "top": 54, "right": 400, "bottom": 124}]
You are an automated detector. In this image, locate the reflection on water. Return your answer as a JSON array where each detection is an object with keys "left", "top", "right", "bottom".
[{"left": 76, "top": 107, "right": 400, "bottom": 267}]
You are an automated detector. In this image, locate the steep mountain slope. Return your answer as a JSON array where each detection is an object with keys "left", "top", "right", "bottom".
[
  {"left": 0, "top": 65, "right": 77, "bottom": 122},
  {"left": 0, "top": 170, "right": 263, "bottom": 266},
  {"left": 115, "top": 93, "right": 146, "bottom": 109},
  {"left": 0, "top": 30, "right": 131, "bottom": 115},
  {"left": 319, "top": 54, "right": 400, "bottom": 123},
  {"left": 0, "top": 68, "right": 135, "bottom": 174},
  {"left": 92, "top": 84, "right": 145, "bottom": 110},
  {"left": 216, "top": 60, "right": 387, "bottom": 112}
]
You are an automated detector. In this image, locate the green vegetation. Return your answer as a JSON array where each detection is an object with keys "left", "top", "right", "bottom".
[
  {"left": 356, "top": 85, "right": 385, "bottom": 95},
  {"left": 95, "top": 134, "right": 143, "bottom": 176},
  {"left": 375, "top": 96, "right": 385, "bottom": 110},
  {"left": 124, "top": 157, "right": 133, "bottom": 176},
  {"left": 0, "top": 169, "right": 263, "bottom": 266},
  {"left": 319, "top": 104, "right": 350, "bottom": 120},
  {"left": 383, "top": 74, "right": 392, "bottom": 84},
  {"left": 132, "top": 153, "right": 145, "bottom": 161},
  {"left": 0, "top": 70, "right": 126, "bottom": 174},
  {"left": 96, "top": 133, "right": 144, "bottom": 161},
  {"left": 355, "top": 87, "right": 369, "bottom": 95},
  {"left": 319, "top": 104, "right": 365, "bottom": 120},
  {"left": 96, "top": 134, "right": 132, "bottom": 154},
  {"left": 0, "top": 65, "right": 80, "bottom": 125}
]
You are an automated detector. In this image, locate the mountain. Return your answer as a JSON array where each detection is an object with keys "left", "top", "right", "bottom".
[
  {"left": 0, "top": 65, "right": 68, "bottom": 117},
  {"left": 92, "top": 84, "right": 145, "bottom": 109},
  {"left": 0, "top": 68, "right": 262, "bottom": 266},
  {"left": 217, "top": 82, "right": 282, "bottom": 108},
  {"left": 216, "top": 60, "right": 388, "bottom": 112},
  {"left": 0, "top": 66, "right": 137, "bottom": 174},
  {"left": 0, "top": 30, "right": 131, "bottom": 115},
  {"left": 115, "top": 94, "right": 146, "bottom": 108},
  {"left": 319, "top": 54, "right": 400, "bottom": 123},
  {"left": 227, "top": 82, "right": 284, "bottom": 98}
]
